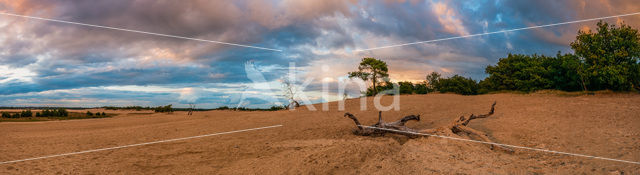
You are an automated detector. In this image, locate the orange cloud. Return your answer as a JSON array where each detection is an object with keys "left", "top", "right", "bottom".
[
  {"left": 0, "top": 0, "right": 53, "bottom": 15},
  {"left": 580, "top": 25, "right": 591, "bottom": 33},
  {"left": 431, "top": 1, "right": 469, "bottom": 36}
]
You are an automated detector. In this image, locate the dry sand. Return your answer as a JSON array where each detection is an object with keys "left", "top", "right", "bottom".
[{"left": 1, "top": 93, "right": 639, "bottom": 174}]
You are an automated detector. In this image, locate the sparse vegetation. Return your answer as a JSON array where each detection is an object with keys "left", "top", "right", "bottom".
[
  {"left": 40, "top": 108, "right": 69, "bottom": 117},
  {"left": 0, "top": 108, "right": 112, "bottom": 122},
  {"left": 1, "top": 110, "right": 35, "bottom": 118},
  {"left": 104, "top": 106, "right": 150, "bottom": 111},
  {"left": 154, "top": 105, "right": 174, "bottom": 113},
  {"left": 215, "top": 106, "right": 231, "bottom": 110},
  {"left": 2, "top": 112, "right": 13, "bottom": 118},
  {"left": 213, "top": 105, "right": 285, "bottom": 111}
]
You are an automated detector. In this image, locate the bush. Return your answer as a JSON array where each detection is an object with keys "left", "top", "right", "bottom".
[
  {"left": 426, "top": 72, "right": 441, "bottom": 92},
  {"left": 545, "top": 53, "right": 584, "bottom": 91},
  {"left": 1, "top": 112, "right": 11, "bottom": 118},
  {"left": 104, "top": 106, "right": 149, "bottom": 111},
  {"left": 269, "top": 106, "right": 286, "bottom": 111},
  {"left": 86, "top": 111, "right": 94, "bottom": 116},
  {"left": 102, "top": 112, "right": 106, "bottom": 116},
  {"left": 436, "top": 75, "right": 480, "bottom": 95},
  {"left": 571, "top": 21, "right": 640, "bottom": 91},
  {"left": 20, "top": 110, "right": 32, "bottom": 117},
  {"left": 58, "top": 108, "right": 68, "bottom": 117},
  {"left": 365, "top": 81, "right": 396, "bottom": 96},
  {"left": 482, "top": 54, "right": 553, "bottom": 92},
  {"left": 413, "top": 82, "right": 431, "bottom": 94},
  {"left": 398, "top": 81, "right": 414, "bottom": 94},
  {"left": 154, "top": 105, "right": 174, "bottom": 113},
  {"left": 40, "top": 108, "right": 68, "bottom": 117},
  {"left": 215, "top": 106, "right": 230, "bottom": 110}
]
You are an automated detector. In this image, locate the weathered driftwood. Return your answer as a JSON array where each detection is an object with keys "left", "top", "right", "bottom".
[{"left": 344, "top": 101, "right": 513, "bottom": 152}]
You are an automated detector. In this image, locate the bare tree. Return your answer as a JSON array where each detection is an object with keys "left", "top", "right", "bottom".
[
  {"left": 282, "top": 79, "right": 300, "bottom": 109},
  {"left": 187, "top": 103, "right": 195, "bottom": 115},
  {"left": 344, "top": 102, "right": 513, "bottom": 152}
]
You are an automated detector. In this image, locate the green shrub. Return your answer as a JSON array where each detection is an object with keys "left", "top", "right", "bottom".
[
  {"left": 436, "top": 75, "right": 479, "bottom": 95},
  {"left": 57, "top": 108, "right": 68, "bottom": 117},
  {"left": 20, "top": 110, "right": 32, "bottom": 117},
  {"left": 571, "top": 21, "right": 640, "bottom": 91},
  {"left": 365, "top": 81, "right": 396, "bottom": 96},
  {"left": 154, "top": 105, "right": 174, "bottom": 113},
  {"left": 269, "top": 106, "right": 286, "bottom": 111},
  {"left": 426, "top": 72, "right": 440, "bottom": 91},
  {"left": 40, "top": 108, "right": 68, "bottom": 117},
  {"left": 413, "top": 82, "right": 431, "bottom": 94},
  {"left": 1, "top": 112, "right": 10, "bottom": 118},
  {"left": 482, "top": 54, "right": 553, "bottom": 92},
  {"left": 216, "top": 106, "right": 230, "bottom": 110},
  {"left": 398, "top": 81, "right": 414, "bottom": 94}
]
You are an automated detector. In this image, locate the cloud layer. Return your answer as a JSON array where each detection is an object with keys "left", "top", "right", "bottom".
[{"left": 1, "top": 0, "right": 639, "bottom": 107}]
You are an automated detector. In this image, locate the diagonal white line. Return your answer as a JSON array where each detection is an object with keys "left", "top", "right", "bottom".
[
  {"left": 358, "top": 125, "right": 640, "bottom": 165},
  {"left": 355, "top": 11, "right": 640, "bottom": 52},
  {"left": 0, "top": 12, "right": 282, "bottom": 52},
  {"left": 0, "top": 124, "right": 283, "bottom": 165}
]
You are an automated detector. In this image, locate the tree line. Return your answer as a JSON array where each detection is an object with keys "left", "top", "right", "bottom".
[
  {"left": 1, "top": 110, "right": 35, "bottom": 118},
  {"left": 350, "top": 21, "right": 640, "bottom": 95},
  {"left": 0, "top": 108, "right": 110, "bottom": 118},
  {"left": 1, "top": 108, "right": 69, "bottom": 118}
]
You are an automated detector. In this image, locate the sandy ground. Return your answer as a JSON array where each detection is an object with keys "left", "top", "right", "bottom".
[{"left": 1, "top": 93, "right": 639, "bottom": 174}]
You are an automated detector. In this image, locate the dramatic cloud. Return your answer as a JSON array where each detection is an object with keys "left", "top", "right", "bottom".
[{"left": 1, "top": 0, "right": 639, "bottom": 107}]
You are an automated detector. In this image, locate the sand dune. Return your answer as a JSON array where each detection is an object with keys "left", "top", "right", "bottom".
[{"left": 1, "top": 93, "right": 639, "bottom": 174}]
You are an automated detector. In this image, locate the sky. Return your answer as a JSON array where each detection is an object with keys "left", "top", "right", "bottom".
[{"left": 1, "top": 0, "right": 640, "bottom": 108}]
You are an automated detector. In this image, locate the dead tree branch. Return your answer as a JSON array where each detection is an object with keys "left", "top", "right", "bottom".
[{"left": 344, "top": 101, "right": 513, "bottom": 152}]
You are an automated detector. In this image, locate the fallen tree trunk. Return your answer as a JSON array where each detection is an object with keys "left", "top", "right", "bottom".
[{"left": 344, "top": 101, "right": 513, "bottom": 152}]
